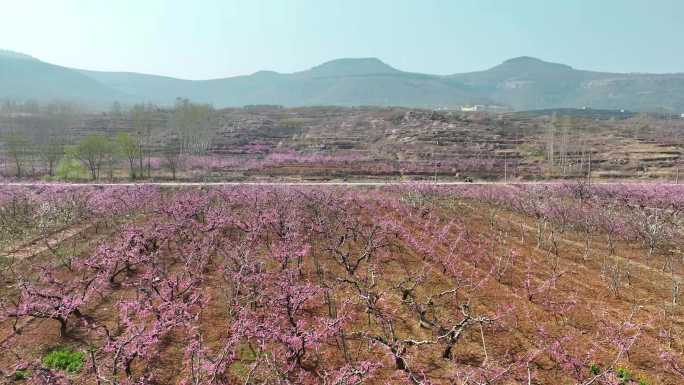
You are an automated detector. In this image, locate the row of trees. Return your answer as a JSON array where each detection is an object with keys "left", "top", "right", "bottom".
[
  {"left": 2, "top": 185, "right": 683, "bottom": 383},
  {"left": 2, "top": 130, "right": 149, "bottom": 180},
  {"left": 414, "top": 181, "right": 684, "bottom": 307},
  {"left": 0, "top": 99, "right": 216, "bottom": 180}
]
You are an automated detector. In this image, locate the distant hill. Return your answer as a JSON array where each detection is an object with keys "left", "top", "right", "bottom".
[
  {"left": 451, "top": 57, "right": 684, "bottom": 111},
  {"left": 0, "top": 50, "right": 125, "bottom": 104},
  {"left": 77, "top": 58, "right": 485, "bottom": 108},
  {"left": 1, "top": 50, "right": 684, "bottom": 111}
]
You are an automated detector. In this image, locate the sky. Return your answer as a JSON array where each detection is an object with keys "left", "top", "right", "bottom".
[{"left": 1, "top": 0, "right": 683, "bottom": 80}]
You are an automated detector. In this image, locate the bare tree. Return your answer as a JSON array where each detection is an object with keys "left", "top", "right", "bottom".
[
  {"left": 40, "top": 102, "right": 78, "bottom": 176},
  {"left": 116, "top": 132, "right": 139, "bottom": 179},
  {"left": 3, "top": 131, "right": 30, "bottom": 177},
  {"left": 545, "top": 116, "right": 557, "bottom": 174},
  {"left": 172, "top": 98, "right": 215, "bottom": 155},
  {"left": 162, "top": 136, "right": 183, "bottom": 180},
  {"left": 131, "top": 103, "right": 155, "bottom": 178}
]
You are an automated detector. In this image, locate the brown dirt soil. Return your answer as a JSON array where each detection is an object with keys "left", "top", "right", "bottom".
[{"left": 0, "top": 190, "right": 682, "bottom": 384}]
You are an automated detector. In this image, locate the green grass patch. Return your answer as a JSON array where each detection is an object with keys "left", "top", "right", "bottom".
[
  {"left": 42, "top": 347, "right": 85, "bottom": 373},
  {"left": 589, "top": 363, "right": 601, "bottom": 376},
  {"left": 13, "top": 369, "right": 29, "bottom": 381}
]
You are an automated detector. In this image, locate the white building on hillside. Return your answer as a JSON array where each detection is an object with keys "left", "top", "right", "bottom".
[{"left": 461, "top": 105, "right": 482, "bottom": 112}]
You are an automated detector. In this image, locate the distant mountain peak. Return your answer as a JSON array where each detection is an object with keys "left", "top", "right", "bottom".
[
  {"left": 306, "top": 57, "right": 400, "bottom": 77},
  {"left": 251, "top": 70, "right": 281, "bottom": 77},
  {"left": 0, "top": 49, "right": 37, "bottom": 61},
  {"left": 495, "top": 56, "right": 573, "bottom": 71},
  {"left": 503, "top": 56, "right": 546, "bottom": 64},
  {"left": 2, "top": 52, "right": 683, "bottom": 111}
]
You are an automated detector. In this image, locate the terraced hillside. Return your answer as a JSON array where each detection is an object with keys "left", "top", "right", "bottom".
[{"left": 1, "top": 107, "right": 683, "bottom": 181}]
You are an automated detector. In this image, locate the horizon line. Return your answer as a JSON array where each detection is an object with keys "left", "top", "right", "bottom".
[{"left": 5, "top": 48, "right": 683, "bottom": 81}]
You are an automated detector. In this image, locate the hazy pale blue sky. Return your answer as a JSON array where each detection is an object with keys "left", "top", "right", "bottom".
[{"left": 1, "top": 0, "right": 683, "bottom": 79}]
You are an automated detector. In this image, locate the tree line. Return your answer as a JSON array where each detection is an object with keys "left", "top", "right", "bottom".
[{"left": 0, "top": 98, "right": 216, "bottom": 180}]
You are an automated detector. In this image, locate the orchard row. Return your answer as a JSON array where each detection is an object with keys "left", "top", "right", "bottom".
[{"left": 0, "top": 183, "right": 682, "bottom": 384}]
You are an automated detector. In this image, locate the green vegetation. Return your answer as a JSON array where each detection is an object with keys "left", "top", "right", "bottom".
[
  {"left": 589, "top": 363, "right": 601, "bottom": 376},
  {"left": 616, "top": 367, "right": 631, "bottom": 383},
  {"left": 13, "top": 369, "right": 29, "bottom": 381},
  {"left": 116, "top": 132, "right": 140, "bottom": 179},
  {"left": 74, "top": 133, "right": 112, "bottom": 180},
  {"left": 585, "top": 364, "right": 648, "bottom": 385},
  {"left": 42, "top": 347, "right": 85, "bottom": 373},
  {"left": 56, "top": 152, "right": 88, "bottom": 181},
  {"left": 615, "top": 367, "right": 649, "bottom": 385}
]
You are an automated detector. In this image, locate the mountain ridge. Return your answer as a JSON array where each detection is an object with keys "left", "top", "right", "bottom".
[{"left": 2, "top": 51, "right": 684, "bottom": 111}]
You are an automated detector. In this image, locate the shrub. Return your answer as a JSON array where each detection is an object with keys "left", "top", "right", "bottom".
[
  {"left": 589, "top": 363, "right": 601, "bottom": 375},
  {"left": 42, "top": 347, "right": 85, "bottom": 373},
  {"left": 616, "top": 367, "right": 630, "bottom": 382},
  {"left": 13, "top": 369, "right": 29, "bottom": 381},
  {"left": 56, "top": 157, "right": 87, "bottom": 181},
  {"left": 615, "top": 367, "right": 644, "bottom": 385}
]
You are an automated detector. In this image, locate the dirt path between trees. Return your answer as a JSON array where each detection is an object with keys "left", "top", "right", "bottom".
[{"left": 3, "top": 224, "right": 92, "bottom": 260}]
